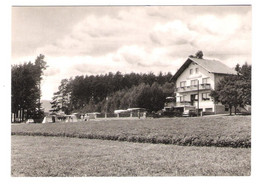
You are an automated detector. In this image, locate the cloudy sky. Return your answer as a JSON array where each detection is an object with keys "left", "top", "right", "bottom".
[{"left": 11, "top": 6, "right": 251, "bottom": 100}]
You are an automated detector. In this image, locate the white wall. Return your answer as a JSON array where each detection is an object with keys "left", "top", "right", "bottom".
[
  {"left": 175, "top": 61, "right": 217, "bottom": 113},
  {"left": 176, "top": 61, "right": 215, "bottom": 88}
]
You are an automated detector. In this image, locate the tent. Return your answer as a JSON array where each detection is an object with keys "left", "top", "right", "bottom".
[
  {"left": 114, "top": 109, "right": 129, "bottom": 114},
  {"left": 26, "top": 119, "right": 34, "bottom": 124},
  {"left": 42, "top": 116, "right": 55, "bottom": 123}
]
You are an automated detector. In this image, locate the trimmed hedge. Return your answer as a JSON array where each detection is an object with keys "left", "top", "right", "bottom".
[{"left": 11, "top": 116, "right": 251, "bottom": 148}]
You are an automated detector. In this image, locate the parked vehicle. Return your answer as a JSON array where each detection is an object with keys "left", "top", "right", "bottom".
[
  {"left": 182, "top": 109, "right": 196, "bottom": 117},
  {"left": 162, "top": 109, "right": 183, "bottom": 117},
  {"left": 182, "top": 108, "right": 203, "bottom": 117}
]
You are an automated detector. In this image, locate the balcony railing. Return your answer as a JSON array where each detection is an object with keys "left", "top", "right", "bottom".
[
  {"left": 176, "top": 101, "right": 192, "bottom": 106},
  {"left": 164, "top": 101, "right": 194, "bottom": 108},
  {"left": 175, "top": 101, "right": 200, "bottom": 107},
  {"left": 175, "top": 83, "right": 211, "bottom": 93}
]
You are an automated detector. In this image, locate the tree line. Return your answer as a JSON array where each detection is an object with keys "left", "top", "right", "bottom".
[
  {"left": 11, "top": 53, "right": 251, "bottom": 123},
  {"left": 11, "top": 54, "right": 47, "bottom": 122},
  {"left": 51, "top": 72, "right": 175, "bottom": 114}
]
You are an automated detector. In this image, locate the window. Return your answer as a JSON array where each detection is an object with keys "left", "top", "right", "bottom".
[
  {"left": 202, "top": 78, "right": 209, "bottom": 84},
  {"left": 183, "top": 95, "right": 187, "bottom": 101},
  {"left": 205, "top": 108, "right": 213, "bottom": 112},
  {"left": 190, "top": 69, "right": 193, "bottom": 75},
  {"left": 180, "top": 81, "right": 186, "bottom": 87},
  {"left": 191, "top": 80, "right": 198, "bottom": 86},
  {"left": 195, "top": 68, "right": 199, "bottom": 74},
  {"left": 202, "top": 93, "right": 210, "bottom": 101},
  {"left": 180, "top": 95, "right": 187, "bottom": 102}
]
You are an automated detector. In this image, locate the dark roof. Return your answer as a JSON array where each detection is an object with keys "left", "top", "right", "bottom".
[{"left": 171, "top": 57, "right": 236, "bottom": 81}]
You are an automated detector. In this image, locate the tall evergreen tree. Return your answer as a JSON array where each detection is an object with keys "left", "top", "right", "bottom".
[{"left": 11, "top": 54, "right": 47, "bottom": 122}]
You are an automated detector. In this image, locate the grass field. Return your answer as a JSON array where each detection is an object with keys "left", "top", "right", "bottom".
[
  {"left": 11, "top": 135, "right": 251, "bottom": 176},
  {"left": 11, "top": 116, "right": 251, "bottom": 148}
]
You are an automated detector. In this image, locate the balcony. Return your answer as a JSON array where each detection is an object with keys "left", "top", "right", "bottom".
[
  {"left": 175, "top": 83, "right": 211, "bottom": 93},
  {"left": 164, "top": 101, "right": 194, "bottom": 109},
  {"left": 176, "top": 101, "right": 192, "bottom": 106}
]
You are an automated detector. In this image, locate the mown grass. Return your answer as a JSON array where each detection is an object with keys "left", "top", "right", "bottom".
[
  {"left": 11, "top": 135, "right": 251, "bottom": 176},
  {"left": 11, "top": 116, "right": 251, "bottom": 148}
]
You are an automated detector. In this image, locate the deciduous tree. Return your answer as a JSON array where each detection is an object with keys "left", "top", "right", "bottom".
[{"left": 210, "top": 63, "right": 251, "bottom": 115}]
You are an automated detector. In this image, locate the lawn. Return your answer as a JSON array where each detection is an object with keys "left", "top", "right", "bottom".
[
  {"left": 11, "top": 135, "right": 251, "bottom": 176},
  {"left": 11, "top": 116, "right": 251, "bottom": 147}
]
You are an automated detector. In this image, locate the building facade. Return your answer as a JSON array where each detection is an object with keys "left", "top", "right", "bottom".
[{"left": 172, "top": 57, "right": 236, "bottom": 114}]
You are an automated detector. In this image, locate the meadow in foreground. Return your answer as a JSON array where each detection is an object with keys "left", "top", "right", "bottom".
[{"left": 11, "top": 135, "right": 251, "bottom": 176}]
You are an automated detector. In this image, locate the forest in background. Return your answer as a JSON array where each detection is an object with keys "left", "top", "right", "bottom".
[{"left": 50, "top": 72, "right": 175, "bottom": 114}]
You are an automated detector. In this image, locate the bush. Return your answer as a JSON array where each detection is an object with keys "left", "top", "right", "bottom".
[{"left": 11, "top": 116, "right": 251, "bottom": 148}]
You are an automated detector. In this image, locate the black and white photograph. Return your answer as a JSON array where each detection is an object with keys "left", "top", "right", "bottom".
[{"left": 7, "top": 1, "right": 256, "bottom": 181}]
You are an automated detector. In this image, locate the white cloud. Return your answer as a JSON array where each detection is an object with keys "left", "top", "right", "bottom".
[
  {"left": 12, "top": 6, "right": 251, "bottom": 100},
  {"left": 151, "top": 20, "right": 197, "bottom": 46},
  {"left": 190, "top": 14, "right": 241, "bottom": 36}
]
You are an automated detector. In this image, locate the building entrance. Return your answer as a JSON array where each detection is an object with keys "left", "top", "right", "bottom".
[{"left": 190, "top": 94, "right": 197, "bottom": 106}]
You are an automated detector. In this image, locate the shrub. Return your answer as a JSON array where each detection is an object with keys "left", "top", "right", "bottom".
[{"left": 11, "top": 116, "right": 251, "bottom": 148}]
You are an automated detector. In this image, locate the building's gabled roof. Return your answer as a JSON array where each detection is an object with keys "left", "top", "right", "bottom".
[{"left": 171, "top": 57, "right": 236, "bottom": 81}]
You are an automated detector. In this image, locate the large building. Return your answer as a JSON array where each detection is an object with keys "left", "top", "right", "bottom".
[{"left": 171, "top": 56, "right": 236, "bottom": 114}]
